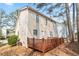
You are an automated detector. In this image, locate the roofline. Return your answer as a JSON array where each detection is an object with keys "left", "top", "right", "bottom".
[{"left": 19, "top": 6, "right": 57, "bottom": 23}]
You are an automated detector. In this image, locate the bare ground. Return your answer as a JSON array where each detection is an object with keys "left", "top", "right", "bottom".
[
  {"left": 0, "top": 45, "right": 33, "bottom": 56},
  {"left": 0, "top": 42, "right": 79, "bottom": 56}
]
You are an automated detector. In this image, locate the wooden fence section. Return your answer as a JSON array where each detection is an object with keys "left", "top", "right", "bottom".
[{"left": 27, "top": 37, "right": 64, "bottom": 53}]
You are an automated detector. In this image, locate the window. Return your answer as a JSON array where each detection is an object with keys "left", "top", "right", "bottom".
[
  {"left": 50, "top": 31, "right": 52, "bottom": 36},
  {"left": 46, "top": 18, "right": 47, "bottom": 25},
  {"left": 7, "top": 30, "right": 9, "bottom": 34},
  {"left": 36, "top": 15, "right": 39, "bottom": 23},
  {"left": 33, "top": 29, "right": 37, "bottom": 36},
  {"left": 30, "top": 12, "right": 36, "bottom": 20}
]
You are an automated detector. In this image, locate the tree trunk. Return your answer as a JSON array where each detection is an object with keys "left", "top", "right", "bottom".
[
  {"left": 65, "top": 3, "right": 74, "bottom": 42},
  {"left": 72, "top": 3, "right": 76, "bottom": 42},
  {"left": 76, "top": 4, "right": 79, "bottom": 42}
]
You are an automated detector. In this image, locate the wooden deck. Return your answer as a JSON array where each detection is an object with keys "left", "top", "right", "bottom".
[
  {"left": 29, "top": 42, "right": 79, "bottom": 56},
  {"left": 27, "top": 37, "right": 64, "bottom": 53}
]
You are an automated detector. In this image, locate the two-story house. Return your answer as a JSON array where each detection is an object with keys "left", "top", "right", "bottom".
[{"left": 15, "top": 7, "right": 58, "bottom": 48}]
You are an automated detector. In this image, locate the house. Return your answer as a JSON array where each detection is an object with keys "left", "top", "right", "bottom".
[
  {"left": 15, "top": 7, "right": 58, "bottom": 48},
  {"left": 1, "top": 27, "right": 7, "bottom": 38},
  {"left": 7, "top": 29, "right": 15, "bottom": 37}
]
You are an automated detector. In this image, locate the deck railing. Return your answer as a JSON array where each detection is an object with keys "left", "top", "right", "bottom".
[{"left": 27, "top": 37, "right": 64, "bottom": 53}]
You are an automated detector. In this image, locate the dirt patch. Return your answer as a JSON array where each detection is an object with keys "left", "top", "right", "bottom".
[
  {"left": 30, "top": 42, "right": 79, "bottom": 56},
  {"left": 0, "top": 45, "right": 33, "bottom": 56},
  {"left": 44, "top": 42, "right": 79, "bottom": 56},
  {"left": 0, "top": 42, "right": 79, "bottom": 56}
]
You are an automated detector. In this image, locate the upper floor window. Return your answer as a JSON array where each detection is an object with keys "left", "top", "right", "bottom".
[
  {"left": 50, "top": 31, "right": 53, "bottom": 36},
  {"left": 30, "top": 12, "right": 36, "bottom": 20},
  {"left": 46, "top": 18, "right": 47, "bottom": 25},
  {"left": 36, "top": 15, "right": 39, "bottom": 23},
  {"left": 33, "top": 29, "right": 37, "bottom": 36}
]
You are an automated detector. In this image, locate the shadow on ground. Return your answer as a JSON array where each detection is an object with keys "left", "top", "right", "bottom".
[
  {"left": 65, "top": 42, "right": 79, "bottom": 55},
  {"left": 0, "top": 42, "right": 79, "bottom": 56}
]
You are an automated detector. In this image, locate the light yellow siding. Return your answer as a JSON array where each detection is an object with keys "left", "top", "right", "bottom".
[
  {"left": 15, "top": 8, "right": 28, "bottom": 48},
  {"left": 15, "top": 7, "right": 57, "bottom": 48},
  {"left": 28, "top": 10, "right": 37, "bottom": 38}
]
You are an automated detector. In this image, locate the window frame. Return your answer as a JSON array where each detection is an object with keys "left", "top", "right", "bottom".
[
  {"left": 33, "top": 29, "right": 37, "bottom": 36},
  {"left": 46, "top": 18, "right": 48, "bottom": 25},
  {"left": 36, "top": 15, "right": 39, "bottom": 23}
]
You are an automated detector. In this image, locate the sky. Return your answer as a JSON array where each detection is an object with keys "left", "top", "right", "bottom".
[
  {"left": 0, "top": 3, "right": 47, "bottom": 16},
  {"left": 0, "top": 3, "right": 73, "bottom": 23},
  {"left": 0, "top": 3, "right": 71, "bottom": 22},
  {"left": 0, "top": 3, "right": 59, "bottom": 21},
  {"left": 0, "top": 3, "right": 28, "bottom": 15},
  {"left": 0, "top": 3, "right": 74, "bottom": 37}
]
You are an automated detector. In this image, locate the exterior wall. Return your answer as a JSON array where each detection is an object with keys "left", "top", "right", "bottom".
[
  {"left": 39, "top": 15, "right": 46, "bottom": 38},
  {"left": 15, "top": 7, "right": 57, "bottom": 48},
  {"left": 46, "top": 19, "right": 53, "bottom": 37},
  {"left": 39, "top": 16, "right": 53, "bottom": 38},
  {"left": 15, "top": 9, "right": 28, "bottom": 48},
  {"left": 52, "top": 22, "right": 58, "bottom": 37},
  {"left": 15, "top": 17, "right": 19, "bottom": 35},
  {"left": 28, "top": 10, "right": 54, "bottom": 39},
  {"left": 28, "top": 10, "right": 37, "bottom": 38},
  {"left": 2, "top": 27, "right": 7, "bottom": 38}
]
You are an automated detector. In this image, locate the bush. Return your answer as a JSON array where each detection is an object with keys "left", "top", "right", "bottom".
[{"left": 8, "top": 35, "right": 18, "bottom": 46}]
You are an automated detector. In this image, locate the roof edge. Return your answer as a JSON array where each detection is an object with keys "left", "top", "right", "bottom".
[{"left": 19, "top": 6, "right": 58, "bottom": 23}]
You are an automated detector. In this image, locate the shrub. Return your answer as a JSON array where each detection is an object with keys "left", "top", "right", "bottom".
[{"left": 8, "top": 35, "right": 18, "bottom": 46}]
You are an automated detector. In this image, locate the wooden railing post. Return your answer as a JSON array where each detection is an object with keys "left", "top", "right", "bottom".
[
  {"left": 27, "top": 37, "right": 29, "bottom": 47},
  {"left": 33, "top": 37, "right": 35, "bottom": 49},
  {"left": 42, "top": 38, "right": 45, "bottom": 53}
]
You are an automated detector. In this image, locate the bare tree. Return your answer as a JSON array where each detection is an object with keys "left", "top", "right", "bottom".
[
  {"left": 76, "top": 4, "right": 79, "bottom": 42},
  {"left": 36, "top": 3, "right": 74, "bottom": 42},
  {"left": 65, "top": 3, "right": 74, "bottom": 42},
  {"left": 72, "top": 3, "right": 76, "bottom": 41},
  {"left": 9, "top": 10, "right": 20, "bottom": 29}
]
